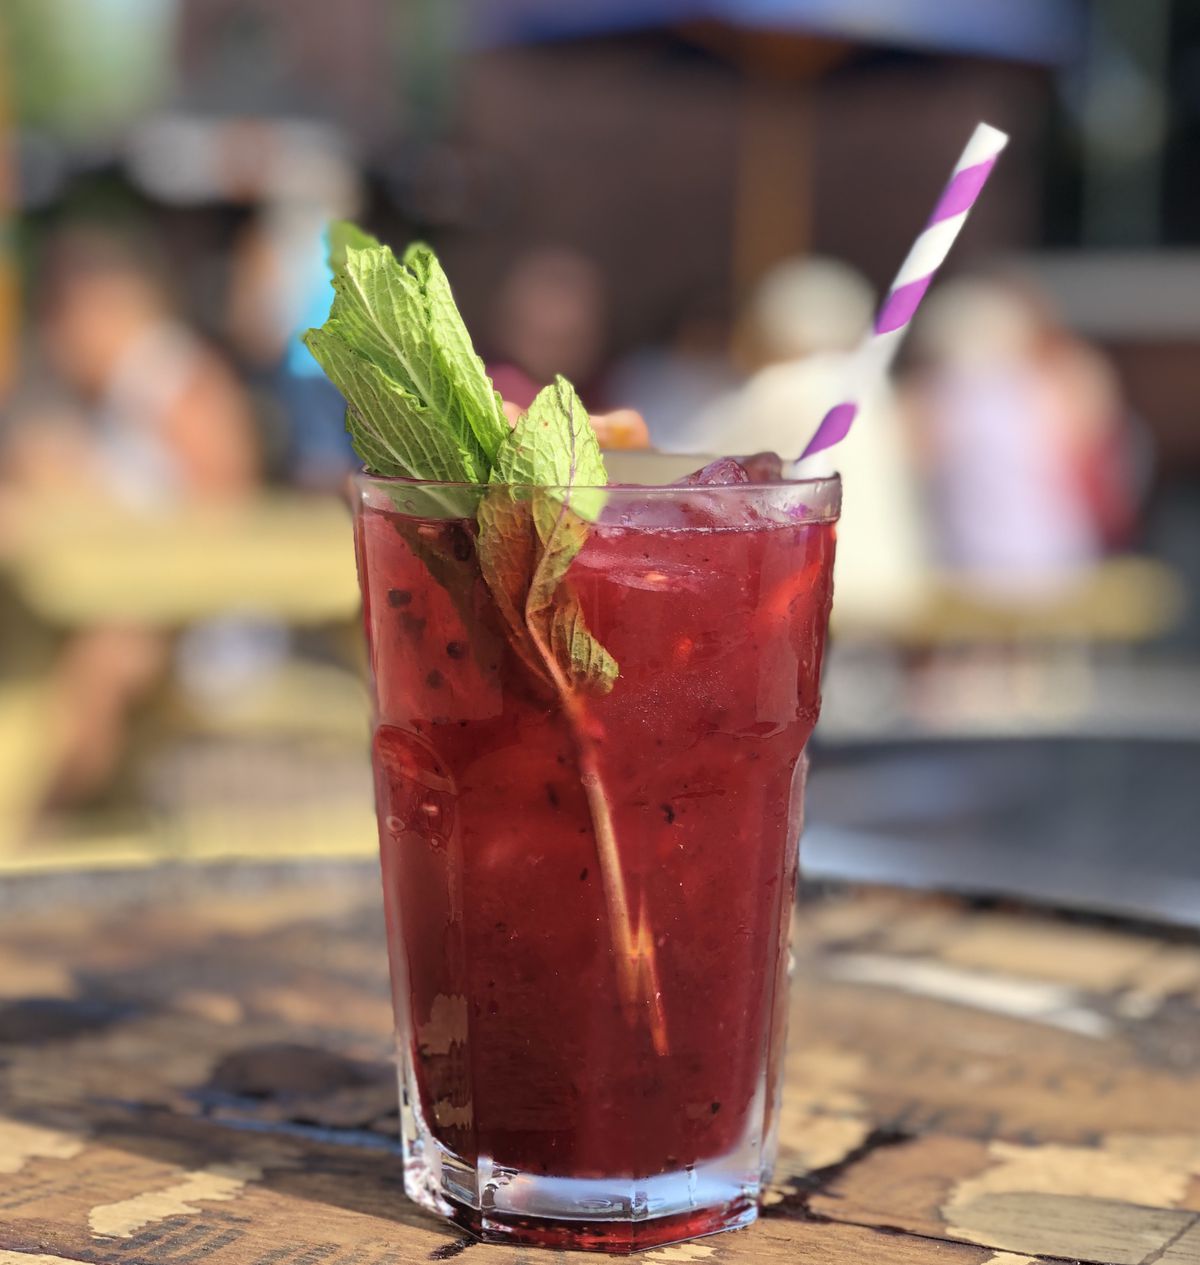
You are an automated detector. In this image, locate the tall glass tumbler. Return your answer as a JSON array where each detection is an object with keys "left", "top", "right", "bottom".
[{"left": 355, "top": 460, "right": 840, "bottom": 1250}]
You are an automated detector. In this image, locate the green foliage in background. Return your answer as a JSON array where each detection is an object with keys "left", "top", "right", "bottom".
[{"left": 2, "top": 0, "right": 173, "bottom": 137}]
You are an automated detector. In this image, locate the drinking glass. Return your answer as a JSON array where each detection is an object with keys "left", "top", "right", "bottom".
[{"left": 355, "top": 459, "right": 840, "bottom": 1250}]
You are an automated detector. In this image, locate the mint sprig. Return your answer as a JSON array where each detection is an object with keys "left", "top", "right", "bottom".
[
  {"left": 303, "top": 227, "right": 508, "bottom": 484},
  {"left": 477, "top": 377, "right": 618, "bottom": 696},
  {"left": 307, "top": 227, "right": 662, "bottom": 1051},
  {"left": 305, "top": 228, "right": 618, "bottom": 695}
]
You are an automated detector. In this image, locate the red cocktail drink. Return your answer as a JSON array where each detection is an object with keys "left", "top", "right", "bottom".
[{"left": 356, "top": 463, "right": 839, "bottom": 1250}]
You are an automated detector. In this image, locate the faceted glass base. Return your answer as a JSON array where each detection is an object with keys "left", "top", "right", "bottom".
[
  {"left": 404, "top": 1134, "right": 760, "bottom": 1252},
  {"left": 443, "top": 1195, "right": 758, "bottom": 1252},
  {"left": 400, "top": 1063, "right": 765, "bottom": 1252}
]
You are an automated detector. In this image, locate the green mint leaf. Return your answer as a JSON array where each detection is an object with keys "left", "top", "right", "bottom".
[
  {"left": 306, "top": 229, "right": 618, "bottom": 694},
  {"left": 403, "top": 244, "right": 509, "bottom": 463},
  {"left": 326, "top": 220, "right": 380, "bottom": 272},
  {"left": 477, "top": 377, "right": 618, "bottom": 696},
  {"left": 303, "top": 237, "right": 507, "bottom": 486},
  {"left": 475, "top": 487, "right": 550, "bottom": 685},
  {"left": 304, "top": 324, "right": 485, "bottom": 513},
  {"left": 548, "top": 596, "right": 619, "bottom": 693},
  {"left": 491, "top": 375, "right": 608, "bottom": 519}
]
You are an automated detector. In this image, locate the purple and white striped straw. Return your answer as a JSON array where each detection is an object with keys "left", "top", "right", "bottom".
[{"left": 799, "top": 121, "right": 1009, "bottom": 462}]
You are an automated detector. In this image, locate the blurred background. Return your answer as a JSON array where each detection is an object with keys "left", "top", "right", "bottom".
[{"left": 0, "top": 0, "right": 1196, "bottom": 923}]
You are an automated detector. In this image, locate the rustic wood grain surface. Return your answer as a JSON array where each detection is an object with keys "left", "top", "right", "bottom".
[{"left": 1, "top": 867, "right": 1198, "bottom": 1264}]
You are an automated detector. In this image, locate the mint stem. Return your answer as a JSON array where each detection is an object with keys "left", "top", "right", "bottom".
[
  {"left": 577, "top": 734, "right": 642, "bottom": 1026},
  {"left": 578, "top": 737, "right": 669, "bottom": 1058},
  {"left": 529, "top": 622, "right": 669, "bottom": 1056}
]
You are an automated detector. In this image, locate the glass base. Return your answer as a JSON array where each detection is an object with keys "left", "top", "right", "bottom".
[
  {"left": 443, "top": 1197, "right": 758, "bottom": 1252},
  {"left": 405, "top": 1136, "right": 759, "bottom": 1252},
  {"left": 400, "top": 1066, "right": 762, "bottom": 1252}
]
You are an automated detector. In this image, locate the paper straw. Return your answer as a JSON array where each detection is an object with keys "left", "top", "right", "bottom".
[{"left": 799, "top": 121, "right": 1010, "bottom": 461}]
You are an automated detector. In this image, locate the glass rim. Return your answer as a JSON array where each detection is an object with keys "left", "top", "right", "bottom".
[{"left": 354, "top": 462, "right": 841, "bottom": 504}]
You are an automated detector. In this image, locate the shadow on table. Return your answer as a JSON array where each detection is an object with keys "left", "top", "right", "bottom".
[{"left": 0, "top": 869, "right": 464, "bottom": 1245}]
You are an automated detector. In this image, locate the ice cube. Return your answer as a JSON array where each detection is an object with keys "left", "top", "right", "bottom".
[
  {"left": 675, "top": 452, "right": 785, "bottom": 486},
  {"left": 738, "top": 451, "right": 786, "bottom": 483},
  {"left": 675, "top": 457, "right": 751, "bottom": 486}
]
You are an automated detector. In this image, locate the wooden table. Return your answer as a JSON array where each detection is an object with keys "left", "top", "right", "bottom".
[{"left": 1, "top": 867, "right": 1198, "bottom": 1264}]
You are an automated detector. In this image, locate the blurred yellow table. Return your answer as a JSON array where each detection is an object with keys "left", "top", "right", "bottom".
[
  {"left": 834, "top": 556, "right": 1185, "bottom": 645},
  {"left": 6, "top": 494, "right": 360, "bottom": 627}
]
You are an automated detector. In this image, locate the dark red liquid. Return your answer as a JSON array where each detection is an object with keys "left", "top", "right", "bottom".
[{"left": 358, "top": 499, "right": 835, "bottom": 1186}]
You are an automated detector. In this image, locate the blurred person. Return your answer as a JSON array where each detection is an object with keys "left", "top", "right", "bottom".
[
  {"left": 609, "top": 291, "right": 742, "bottom": 451},
  {"left": 491, "top": 247, "right": 647, "bottom": 450},
  {"left": 226, "top": 214, "right": 358, "bottom": 490},
  {"left": 486, "top": 246, "right": 647, "bottom": 449},
  {"left": 488, "top": 246, "right": 607, "bottom": 410},
  {"left": 908, "top": 276, "right": 1136, "bottom": 596},
  {"left": 1, "top": 226, "right": 261, "bottom": 806},
  {"left": 229, "top": 230, "right": 650, "bottom": 470},
  {"left": 24, "top": 227, "right": 260, "bottom": 505},
  {"left": 672, "top": 257, "right": 931, "bottom": 632}
]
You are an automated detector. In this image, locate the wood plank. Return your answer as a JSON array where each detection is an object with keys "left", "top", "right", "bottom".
[
  {"left": 807, "top": 1134, "right": 993, "bottom": 1236},
  {"left": 945, "top": 1193, "right": 1195, "bottom": 1265},
  {"left": 1159, "top": 1221, "right": 1200, "bottom": 1265}
]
